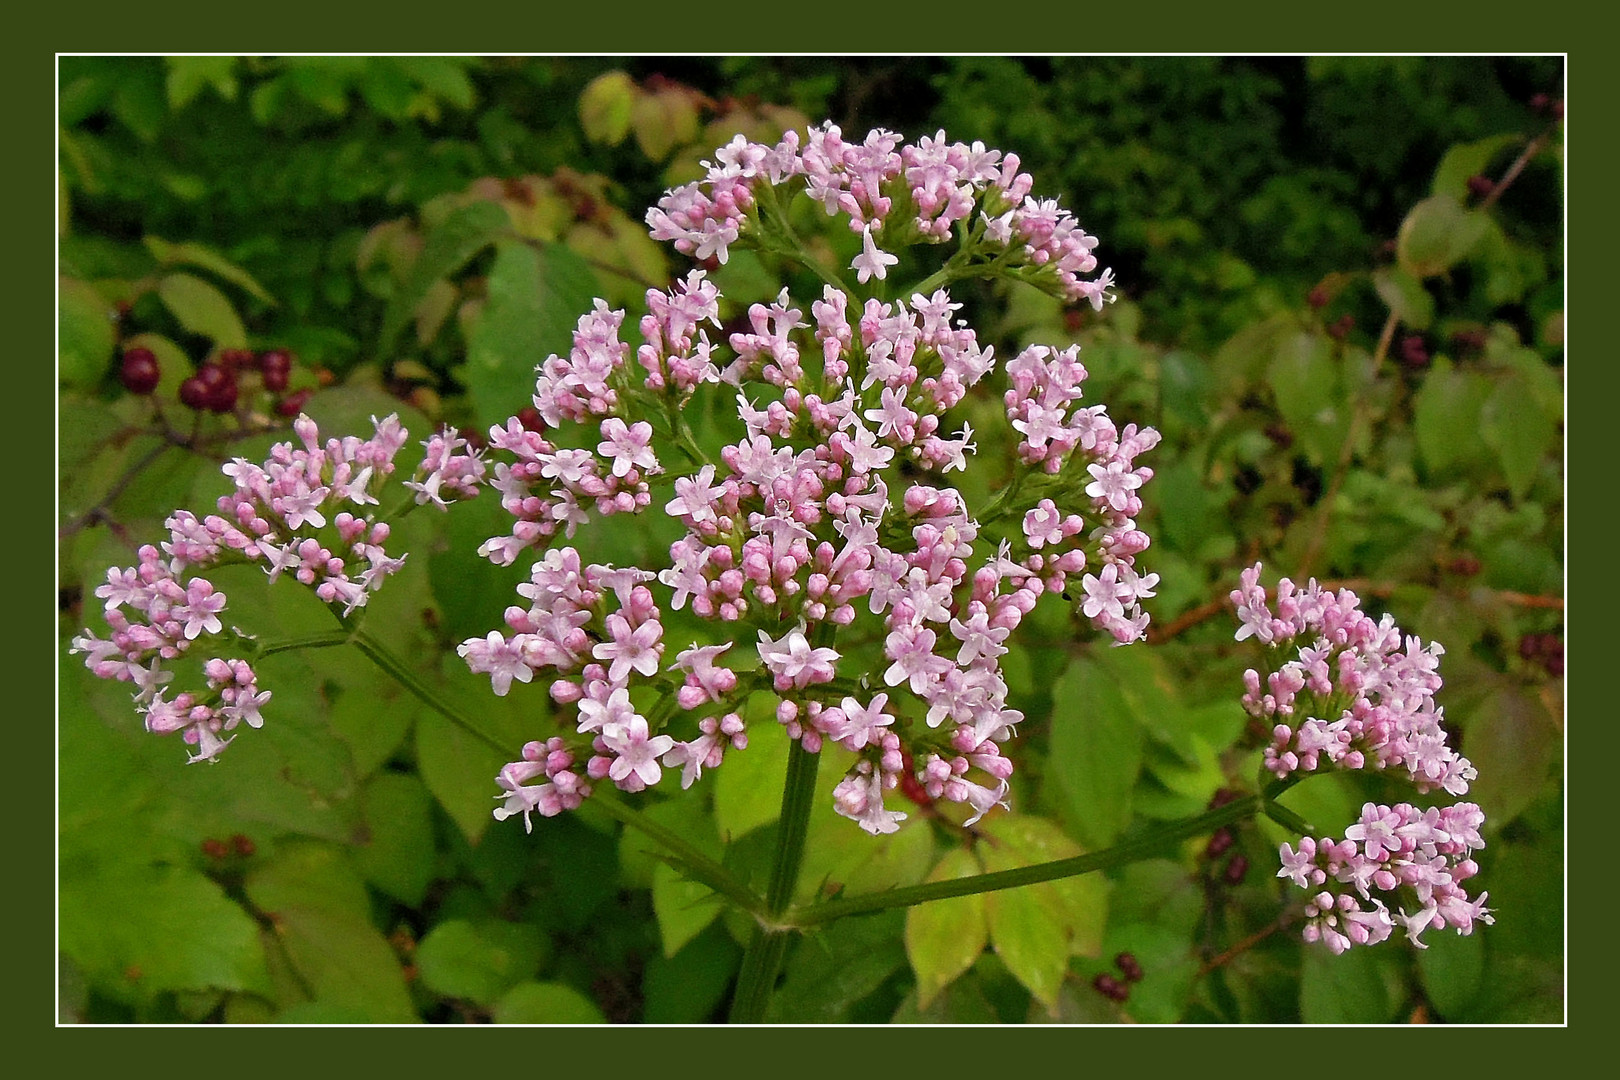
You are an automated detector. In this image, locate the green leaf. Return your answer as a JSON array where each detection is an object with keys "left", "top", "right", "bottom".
[
  {"left": 164, "top": 56, "right": 238, "bottom": 110},
  {"left": 58, "top": 277, "right": 116, "bottom": 388},
  {"left": 1431, "top": 134, "right": 1521, "bottom": 201},
  {"left": 492, "top": 982, "right": 606, "bottom": 1024},
  {"left": 651, "top": 860, "right": 726, "bottom": 958},
  {"left": 640, "top": 922, "right": 743, "bottom": 1023},
  {"left": 1047, "top": 656, "right": 1144, "bottom": 849},
  {"left": 579, "top": 70, "right": 636, "bottom": 146},
  {"left": 110, "top": 61, "right": 167, "bottom": 142},
  {"left": 1372, "top": 266, "right": 1435, "bottom": 330},
  {"left": 462, "top": 240, "right": 596, "bottom": 430},
  {"left": 414, "top": 697, "right": 506, "bottom": 845},
  {"left": 979, "top": 815, "right": 1110, "bottom": 1014},
  {"left": 1413, "top": 357, "right": 1492, "bottom": 475},
  {"left": 145, "top": 236, "right": 274, "bottom": 305},
  {"left": 157, "top": 272, "right": 248, "bottom": 349},
  {"left": 1300, "top": 940, "right": 1399, "bottom": 1023},
  {"left": 713, "top": 704, "right": 790, "bottom": 839},
  {"left": 243, "top": 841, "right": 417, "bottom": 1022},
  {"left": 1460, "top": 678, "right": 1558, "bottom": 828},
  {"left": 398, "top": 57, "right": 476, "bottom": 110},
  {"left": 1266, "top": 331, "right": 1339, "bottom": 440},
  {"left": 415, "top": 919, "right": 548, "bottom": 1006},
  {"left": 59, "top": 861, "right": 270, "bottom": 1004},
  {"left": 353, "top": 772, "right": 435, "bottom": 907},
  {"left": 1397, "top": 195, "right": 1490, "bottom": 279},
  {"left": 1480, "top": 369, "right": 1558, "bottom": 500},
  {"left": 1415, "top": 921, "right": 1486, "bottom": 1020},
  {"left": 765, "top": 911, "right": 907, "bottom": 1023},
  {"left": 378, "top": 200, "right": 510, "bottom": 358},
  {"left": 904, "top": 848, "right": 989, "bottom": 1009}
]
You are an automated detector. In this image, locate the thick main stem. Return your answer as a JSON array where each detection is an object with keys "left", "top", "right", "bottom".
[{"left": 727, "top": 737, "right": 821, "bottom": 1023}]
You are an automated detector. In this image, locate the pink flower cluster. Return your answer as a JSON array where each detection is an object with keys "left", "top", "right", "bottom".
[
  {"left": 1232, "top": 564, "right": 1489, "bottom": 952},
  {"left": 1279, "top": 802, "right": 1492, "bottom": 954},
  {"left": 646, "top": 123, "right": 1115, "bottom": 308},
  {"left": 1230, "top": 564, "right": 1473, "bottom": 796},
  {"left": 472, "top": 127, "right": 1158, "bottom": 835},
  {"left": 73, "top": 413, "right": 483, "bottom": 760}
]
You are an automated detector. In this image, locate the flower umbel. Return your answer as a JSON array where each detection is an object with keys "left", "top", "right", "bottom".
[{"left": 469, "top": 125, "right": 1154, "bottom": 833}]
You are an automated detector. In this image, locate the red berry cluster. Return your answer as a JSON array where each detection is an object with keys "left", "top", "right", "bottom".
[
  {"left": 1092, "top": 952, "right": 1144, "bottom": 1003},
  {"left": 120, "top": 345, "right": 311, "bottom": 417}
]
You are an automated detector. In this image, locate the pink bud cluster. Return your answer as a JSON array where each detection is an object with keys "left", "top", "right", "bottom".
[
  {"left": 1279, "top": 801, "right": 1492, "bottom": 954},
  {"left": 646, "top": 123, "right": 1115, "bottom": 308},
  {"left": 73, "top": 413, "right": 471, "bottom": 760},
  {"left": 1232, "top": 563, "right": 1489, "bottom": 953},
  {"left": 474, "top": 129, "right": 1158, "bottom": 836},
  {"left": 1230, "top": 564, "right": 1473, "bottom": 796}
]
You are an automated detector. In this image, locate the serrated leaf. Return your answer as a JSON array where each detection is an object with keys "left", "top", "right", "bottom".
[
  {"left": 415, "top": 919, "right": 547, "bottom": 1006},
  {"left": 1372, "top": 266, "right": 1436, "bottom": 331},
  {"left": 492, "top": 982, "right": 606, "bottom": 1024},
  {"left": 145, "top": 236, "right": 274, "bottom": 305},
  {"left": 579, "top": 70, "right": 636, "bottom": 146},
  {"left": 59, "top": 277, "right": 116, "bottom": 387},
  {"left": 379, "top": 200, "right": 509, "bottom": 357},
  {"left": 158, "top": 271, "right": 247, "bottom": 348},
  {"left": 904, "top": 848, "right": 989, "bottom": 1009},
  {"left": 1397, "top": 195, "right": 1490, "bottom": 279},
  {"left": 1047, "top": 656, "right": 1143, "bottom": 849}
]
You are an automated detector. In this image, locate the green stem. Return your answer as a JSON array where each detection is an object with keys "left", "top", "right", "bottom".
[
  {"left": 587, "top": 792, "right": 765, "bottom": 917},
  {"left": 787, "top": 795, "right": 1266, "bottom": 927},
  {"left": 345, "top": 628, "right": 510, "bottom": 757},
  {"left": 253, "top": 630, "right": 355, "bottom": 658},
  {"left": 754, "top": 183, "right": 853, "bottom": 296},
  {"left": 728, "top": 736, "right": 822, "bottom": 1023}
]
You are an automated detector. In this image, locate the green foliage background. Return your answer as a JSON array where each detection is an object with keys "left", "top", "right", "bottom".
[{"left": 58, "top": 56, "right": 1563, "bottom": 1024}]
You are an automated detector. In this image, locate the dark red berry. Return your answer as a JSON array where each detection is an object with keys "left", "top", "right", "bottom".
[
  {"left": 217, "top": 348, "right": 255, "bottom": 373},
  {"left": 1092, "top": 973, "right": 1129, "bottom": 1002},
  {"left": 207, "top": 376, "right": 239, "bottom": 413},
  {"left": 1224, "top": 854, "right": 1250, "bottom": 885},
  {"left": 1327, "top": 314, "right": 1355, "bottom": 341},
  {"left": 1529, "top": 92, "right": 1550, "bottom": 113},
  {"left": 1205, "top": 827, "right": 1236, "bottom": 859},
  {"left": 119, "top": 347, "right": 161, "bottom": 394},
  {"left": 231, "top": 833, "right": 256, "bottom": 857},
  {"left": 179, "top": 376, "right": 212, "bottom": 410},
  {"left": 1115, "top": 952, "right": 1144, "bottom": 982},
  {"left": 517, "top": 406, "right": 545, "bottom": 432},
  {"left": 1307, "top": 285, "right": 1329, "bottom": 310},
  {"left": 275, "top": 388, "right": 314, "bottom": 418},
  {"left": 1552, "top": 99, "right": 1564, "bottom": 121},
  {"left": 1448, "top": 554, "right": 1483, "bottom": 577},
  {"left": 1399, "top": 335, "right": 1430, "bottom": 369},
  {"left": 1466, "top": 174, "right": 1496, "bottom": 199},
  {"left": 200, "top": 837, "right": 229, "bottom": 860},
  {"left": 259, "top": 350, "right": 292, "bottom": 392}
]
